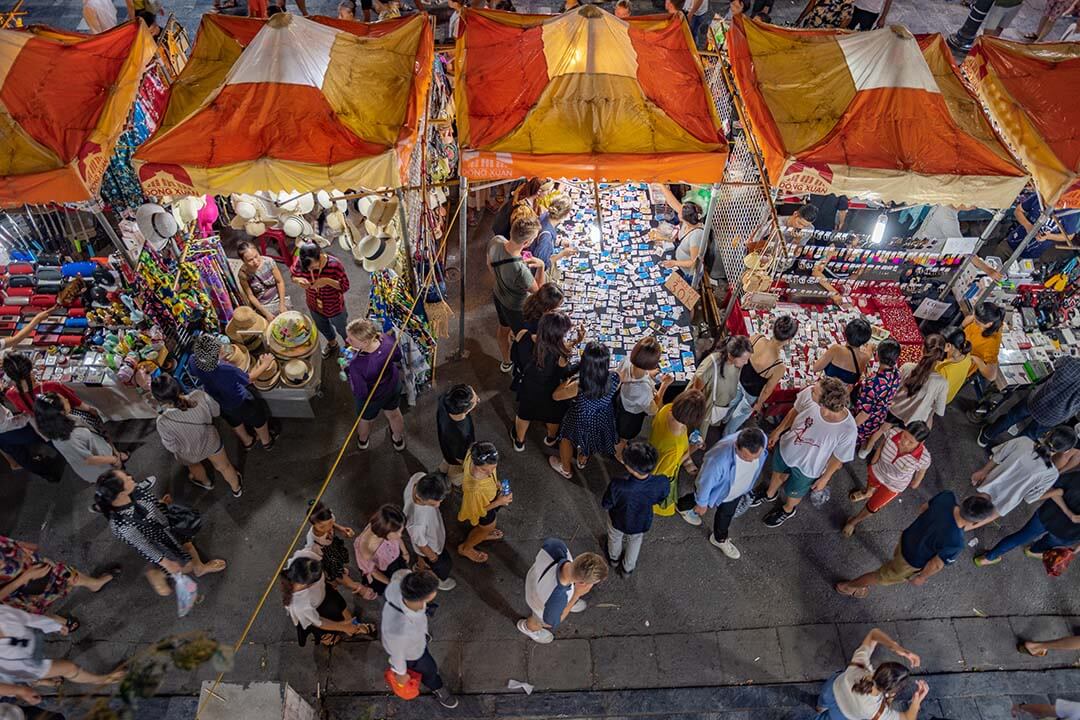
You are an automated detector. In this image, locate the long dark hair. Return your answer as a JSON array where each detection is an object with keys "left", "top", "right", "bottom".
[
  {"left": 578, "top": 342, "right": 612, "bottom": 400},
  {"left": 151, "top": 374, "right": 195, "bottom": 410},
  {"left": 280, "top": 556, "right": 322, "bottom": 607},
  {"left": 902, "top": 334, "right": 946, "bottom": 397},
  {"left": 33, "top": 392, "right": 75, "bottom": 441},
  {"left": 2, "top": 352, "right": 35, "bottom": 412},
  {"left": 93, "top": 469, "right": 128, "bottom": 517},
  {"left": 943, "top": 327, "right": 972, "bottom": 356},
  {"left": 1033, "top": 425, "right": 1077, "bottom": 467},
  {"left": 523, "top": 283, "right": 564, "bottom": 324},
  {"left": 368, "top": 504, "right": 406, "bottom": 538},
  {"left": 974, "top": 301, "right": 1004, "bottom": 338},
  {"left": 852, "top": 662, "right": 910, "bottom": 699},
  {"left": 534, "top": 311, "right": 573, "bottom": 369},
  {"left": 711, "top": 335, "right": 753, "bottom": 378}
]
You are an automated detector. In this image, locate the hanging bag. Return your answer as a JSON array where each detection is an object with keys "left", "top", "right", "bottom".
[{"left": 384, "top": 668, "right": 422, "bottom": 700}]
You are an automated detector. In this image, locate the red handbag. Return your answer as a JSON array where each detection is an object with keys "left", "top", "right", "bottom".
[
  {"left": 1043, "top": 547, "right": 1075, "bottom": 577},
  {"left": 384, "top": 668, "right": 421, "bottom": 700}
]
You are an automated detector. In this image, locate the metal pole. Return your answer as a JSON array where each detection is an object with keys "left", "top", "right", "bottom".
[
  {"left": 455, "top": 176, "right": 469, "bottom": 359},
  {"left": 937, "top": 206, "right": 1007, "bottom": 301},
  {"left": 698, "top": 183, "right": 719, "bottom": 290},
  {"left": 947, "top": 0, "right": 994, "bottom": 57},
  {"left": 93, "top": 208, "right": 135, "bottom": 266},
  {"left": 975, "top": 204, "right": 1053, "bottom": 305}
]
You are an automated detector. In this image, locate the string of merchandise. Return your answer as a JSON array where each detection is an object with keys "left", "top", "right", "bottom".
[{"left": 100, "top": 60, "right": 170, "bottom": 211}]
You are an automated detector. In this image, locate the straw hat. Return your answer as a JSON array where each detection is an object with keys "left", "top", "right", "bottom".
[
  {"left": 244, "top": 220, "right": 267, "bottom": 237},
  {"left": 366, "top": 193, "right": 399, "bottom": 227},
  {"left": 252, "top": 357, "right": 281, "bottom": 391},
  {"left": 281, "top": 215, "right": 313, "bottom": 239},
  {"left": 357, "top": 230, "right": 399, "bottom": 273},
  {"left": 264, "top": 310, "right": 319, "bottom": 359},
  {"left": 135, "top": 203, "right": 178, "bottom": 251},
  {"left": 226, "top": 306, "right": 269, "bottom": 349},
  {"left": 222, "top": 341, "right": 251, "bottom": 373},
  {"left": 280, "top": 358, "right": 314, "bottom": 388},
  {"left": 232, "top": 195, "right": 258, "bottom": 220}
]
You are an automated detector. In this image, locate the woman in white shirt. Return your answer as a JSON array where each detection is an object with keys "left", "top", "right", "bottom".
[
  {"left": 816, "top": 627, "right": 929, "bottom": 720},
  {"left": 657, "top": 185, "right": 707, "bottom": 282},
  {"left": 691, "top": 335, "right": 753, "bottom": 438},
  {"left": 280, "top": 553, "right": 373, "bottom": 647},
  {"left": 970, "top": 426, "right": 1077, "bottom": 529}
]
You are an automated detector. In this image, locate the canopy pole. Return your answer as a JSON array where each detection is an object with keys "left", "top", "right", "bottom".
[
  {"left": 937, "top": 206, "right": 1007, "bottom": 302},
  {"left": 592, "top": 180, "right": 605, "bottom": 254},
  {"left": 975, "top": 204, "right": 1053, "bottom": 306},
  {"left": 698, "top": 183, "right": 719, "bottom": 291},
  {"left": 455, "top": 176, "right": 469, "bottom": 360}
]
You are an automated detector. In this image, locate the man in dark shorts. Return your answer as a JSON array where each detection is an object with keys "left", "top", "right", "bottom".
[
  {"left": 487, "top": 216, "right": 543, "bottom": 373},
  {"left": 834, "top": 492, "right": 994, "bottom": 598}
]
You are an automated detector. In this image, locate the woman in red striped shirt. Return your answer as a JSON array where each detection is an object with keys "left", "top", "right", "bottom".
[
  {"left": 290, "top": 243, "right": 351, "bottom": 358},
  {"left": 843, "top": 421, "right": 932, "bottom": 537}
]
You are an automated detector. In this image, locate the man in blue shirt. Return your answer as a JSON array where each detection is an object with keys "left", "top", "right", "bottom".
[
  {"left": 601, "top": 441, "right": 669, "bottom": 576},
  {"left": 676, "top": 428, "right": 768, "bottom": 559},
  {"left": 835, "top": 492, "right": 994, "bottom": 598},
  {"left": 518, "top": 539, "right": 608, "bottom": 644},
  {"left": 189, "top": 334, "right": 276, "bottom": 450},
  {"left": 1003, "top": 190, "right": 1077, "bottom": 260}
]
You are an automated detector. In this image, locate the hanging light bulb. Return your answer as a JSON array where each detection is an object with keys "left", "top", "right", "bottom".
[{"left": 870, "top": 213, "right": 887, "bottom": 245}]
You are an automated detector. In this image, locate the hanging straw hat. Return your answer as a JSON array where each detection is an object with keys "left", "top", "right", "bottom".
[
  {"left": 280, "top": 358, "right": 314, "bottom": 387},
  {"left": 171, "top": 195, "right": 206, "bottom": 226},
  {"left": 251, "top": 357, "right": 281, "bottom": 391},
  {"left": 135, "top": 203, "right": 178, "bottom": 251},
  {"left": 366, "top": 193, "right": 399, "bottom": 227},
  {"left": 226, "top": 306, "right": 269, "bottom": 349},
  {"left": 357, "top": 230, "right": 399, "bottom": 273},
  {"left": 264, "top": 310, "right": 319, "bottom": 359},
  {"left": 222, "top": 341, "right": 251, "bottom": 373}
]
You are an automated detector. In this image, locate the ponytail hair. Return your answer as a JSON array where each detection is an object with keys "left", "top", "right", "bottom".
[
  {"left": 711, "top": 335, "right": 753, "bottom": 377},
  {"left": 1034, "top": 425, "right": 1077, "bottom": 468},
  {"left": 974, "top": 301, "right": 1004, "bottom": 338},
  {"left": 902, "top": 334, "right": 947, "bottom": 397},
  {"left": 852, "top": 661, "right": 910, "bottom": 699},
  {"left": 943, "top": 328, "right": 972, "bottom": 356},
  {"left": 93, "top": 469, "right": 128, "bottom": 518}
]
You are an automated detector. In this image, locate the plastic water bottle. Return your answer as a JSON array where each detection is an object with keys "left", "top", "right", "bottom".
[{"left": 501, "top": 478, "right": 512, "bottom": 496}]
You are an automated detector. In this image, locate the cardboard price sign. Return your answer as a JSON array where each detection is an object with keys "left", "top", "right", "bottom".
[{"left": 664, "top": 272, "right": 700, "bottom": 311}]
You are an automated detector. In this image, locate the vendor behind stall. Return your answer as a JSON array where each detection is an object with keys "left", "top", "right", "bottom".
[
  {"left": 807, "top": 194, "right": 849, "bottom": 236},
  {"left": 656, "top": 185, "right": 707, "bottom": 283},
  {"left": 999, "top": 189, "right": 1078, "bottom": 261}
]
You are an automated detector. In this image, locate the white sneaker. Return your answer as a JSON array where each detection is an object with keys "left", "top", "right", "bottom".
[
  {"left": 570, "top": 599, "right": 587, "bottom": 613},
  {"left": 437, "top": 577, "right": 457, "bottom": 591},
  {"left": 710, "top": 536, "right": 741, "bottom": 559},
  {"left": 857, "top": 445, "right": 871, "bottom": 460},
  {"left": 517, "top": 618, "right": 553, "bottom": 644},
  {"left": 679, "top": 509, "right": 702, "bottom": 526}
]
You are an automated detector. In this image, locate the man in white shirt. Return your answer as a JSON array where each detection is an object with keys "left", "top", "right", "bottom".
[
  {"left": 381, "top": 570, "right": 458, "bottom": 708},
  {"left": 403, "top": 471, "right": 456, "bottom": 591},
  {"left": 680, "top": 0, "right": 711, "bottom": 48},
  {"left": 517, "top": 539, "right": 608, "bottom": 644},
  {"left": 749, "top": 377, "right": 857, "bottom": 527}
]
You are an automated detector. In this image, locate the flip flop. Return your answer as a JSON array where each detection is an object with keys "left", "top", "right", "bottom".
[
  {"left": 841, "top": 523, "right": 856, "bottom": 538},
  {"left": 241, "top": 438, "right": 257, "bottom": 451},
  {"left": 64, "top": 616, "right": 80, "bottom": 633},
  {"left": 834, "top": 582, "right": 868, "bottom": 598},
  {"left": 194, "top": 559, "right": 227, "bottom": 576},
  {"left": 457, "top": 544, "right": 488, "bottom": 563},
  {"left": 187, "top": 475, "right": 214, "bottom": 491},
  {"left": 147, "top": 571, "right": 172, "bottom": 596},
  {"left": 1017, "top": 641, "right": 1048, "bottom": 657}
]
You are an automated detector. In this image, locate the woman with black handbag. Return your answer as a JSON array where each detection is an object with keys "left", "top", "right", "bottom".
[
  {"left": 150, "top": 374, "right": 243, "bottom": 497},
  {"left": 93, "top": 470, "right": 226, "bottom": 597}
]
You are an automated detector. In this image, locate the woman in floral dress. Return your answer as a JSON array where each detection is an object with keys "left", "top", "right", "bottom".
[
  {"left": 0, "top": 536, "right": 115, "bottom": 623},
  {"left": 854, "top": 339, "right": 903, "bottom": 454}
]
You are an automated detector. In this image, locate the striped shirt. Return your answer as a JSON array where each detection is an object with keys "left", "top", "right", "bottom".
[
  {"left": 871, "top": 428, "right": 931, "bottom": 492},
  {"left": 290, "top": 254, "right": 350, "bottom": 318}
]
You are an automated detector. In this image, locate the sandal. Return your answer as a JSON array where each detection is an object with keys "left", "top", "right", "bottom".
[
  {"left": 833, "top": 582, "right": 868, "bottom": 598},
  {"left": 187, "top": 474, "right": 214, "bottom": 491},
  {"left": 973, "top": 554, "right": 1000, "bottom": 567},
  {"left": 1017, "top": 641, "right": 1048, "bottom": 657},
  {"left": 548, "top": 455, "right": 572, "bottom": 479},
  {"left": 65, "top": 616, "right": 80, "bottom": 634},
  {"left": 146, "top": 570, "right": 172, "bottom": 596},
  {"left": 349, "top": 622, "right": 377, "bottom": 638},
  {"left": 241, "top": 438, "right": 257, "bottom": 451},
  {"left": 320, "top": 634, "right": 342, "bottom": 647},
  {"left": 848, "top": 488, "right": 868, "bottom": 502},
  {"left": 457, "top": 544, "right": 488, "bottom": 563}
]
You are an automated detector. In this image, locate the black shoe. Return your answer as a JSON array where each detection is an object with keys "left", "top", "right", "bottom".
[
  {"left": 747, "top": 491, "right": 776, "bottom": 508},
  {"left": 543, "top": 435, "right": 558, "bottom": 448},
  {"left": 763, "top": 506, "right": 797, "bottom": 527},
  {"left": 509, "top": 425, "right": 525, "bottom": 452},
  {"left": 618, "top": 564, "right": 633, "bottom": 578},
  {"left": 433, "top": 688, "right": 459, "bottom": 709},
  {"left": 392, "top": 435, "right": 406, "bottom": 452},
  {"left": 231, "top": 475, "right": 244, "bottom": 498},
  {"left": 976, "top": 429, "right": 991, "bottom": 448}
]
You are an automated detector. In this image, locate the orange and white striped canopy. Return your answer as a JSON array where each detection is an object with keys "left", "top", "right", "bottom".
[
  {"left": 134, "top": 13, "right": 432, "bottom": 197},
  {"left": 455, "top": 6, "right": 727, "bottom": 183},
  {"left": 965, "top": 36, "right": 1080, "bottom": 208},
  {"left": 728, "top": 17, "right": 1028, "bottom": 207},
  {"left": 0, "top": 21, "right": 155, "bottom": 206}
]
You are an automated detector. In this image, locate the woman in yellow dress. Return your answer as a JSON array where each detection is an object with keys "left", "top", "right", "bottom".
[
  {"left": 936, "top": 328, "right": 988, "bottom": 404},
  {"left": 457, "top": 442, "right": 512, "bottom": 564},
  {"left": 649, "top": 390, "right": 708, "bottom": 516},
  {"left": 962, "top": 301, "right": 1005, "bottom": 394}
]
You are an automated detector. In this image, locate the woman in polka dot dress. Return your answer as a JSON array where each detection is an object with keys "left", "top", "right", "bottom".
[{"left": 550, "top": 342, "right": 620, "bottom": 478}]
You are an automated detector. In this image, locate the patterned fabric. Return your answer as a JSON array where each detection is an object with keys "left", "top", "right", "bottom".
[
  {"left": 558, "top": 372, "right": 620, "bottom": 458},
  {"left": 108, "top": 482, "right": 191, "bottom": 565},
  {"left": 193, "top": 334, "right": 222, "bottom": 374},
  {"left": 397, "top": 326, "right": 430, "bottom": 407},
  {"left": 800, "top": 0, "right": 855, "bottom": 28},
  {"left": 855, "top": 367, "right": 901, "bottom": 445},
  {"left": 0, "top": 537, "right": 75, "bottom": 615},
  {"left": 1029, "top": 355, "right": 1080, "bottom": 427}
]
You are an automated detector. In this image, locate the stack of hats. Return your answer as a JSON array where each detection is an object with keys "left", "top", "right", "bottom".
[
  {"left": 221, "top": 341, "right": 251, "bottom": 373},
  {"left": 252, "top": 357, "right": 281, "bottom": 391},
  {"left": 259, "top": 311, "right": 320, "bottom": 390},
  {"left": 226, "top": 306, "right": 268, "bottom": 351},
  {"left": 280, "top": 358, "right": 314, "bottom": 388}
]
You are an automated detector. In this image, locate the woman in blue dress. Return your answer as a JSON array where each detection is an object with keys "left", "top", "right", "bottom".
[{"left": 549, "top": 342, "right": 620, "bottom": 478}]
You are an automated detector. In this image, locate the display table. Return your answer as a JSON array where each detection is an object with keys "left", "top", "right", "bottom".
[
  {"left": 259, "top": 350, "right": 323, "bottom": 419},
  {"left": 554, "top": 182, "right": 697, "bottom": 381}
]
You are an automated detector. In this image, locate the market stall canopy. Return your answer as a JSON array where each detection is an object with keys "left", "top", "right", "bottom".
[
  {"left": 727, "top": 17, "right": 1028, "bottom": 208},
  {"left": 455, "top": 5, "right": 727, "bottom": 183},
  {"left": 133, "top": 13, "right": 432, "bottom": 196},
  {"left": 965, "top": 36, "right": 1080, "bottom": 209},
  {"left": 0, "top": 21, "right": 155, "bottom": 205}
]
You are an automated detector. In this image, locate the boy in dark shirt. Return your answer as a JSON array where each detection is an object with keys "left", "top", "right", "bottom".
[
  {"left": 601, "top": 440, "right": 669, "bottom": 576},
  {"left": 436, "top": 384, "right": 477, "bottom": 487}
]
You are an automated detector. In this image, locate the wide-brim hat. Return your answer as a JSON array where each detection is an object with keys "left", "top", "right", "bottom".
[
  {"left": 280, "top": 358, "right": 314, "bottom": 387},
  {"left": 363, "top": 215, "right": 402, "bottom": 242},
  {"left": 264, "top": 310, "right": 319, "bottom": 359},
  {"left": 226, "top": 306, "right": 269, "bottom": 348},
  {"left": 172, "top": 195, "right": 206, "bottom": 226},
  {"left": 222, "top": 341, "right": 251, "bottom": 373},
  {"left": 358, "top": 232, "right": 398, "bottom": 272},
  {"left": 135, "top": 203, "right": 178, "bottom": 251},
  {"left": 252, "top": 358, "right": 281, "bottom": 391}
]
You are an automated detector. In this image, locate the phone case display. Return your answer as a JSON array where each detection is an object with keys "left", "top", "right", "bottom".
[{"left": 554, "top": 182, "right": 696, "bottom": 381}]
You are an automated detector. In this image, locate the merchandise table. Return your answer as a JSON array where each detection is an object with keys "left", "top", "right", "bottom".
[{"left": 553, "top": 182, "right": 696, "bottom": 382}]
